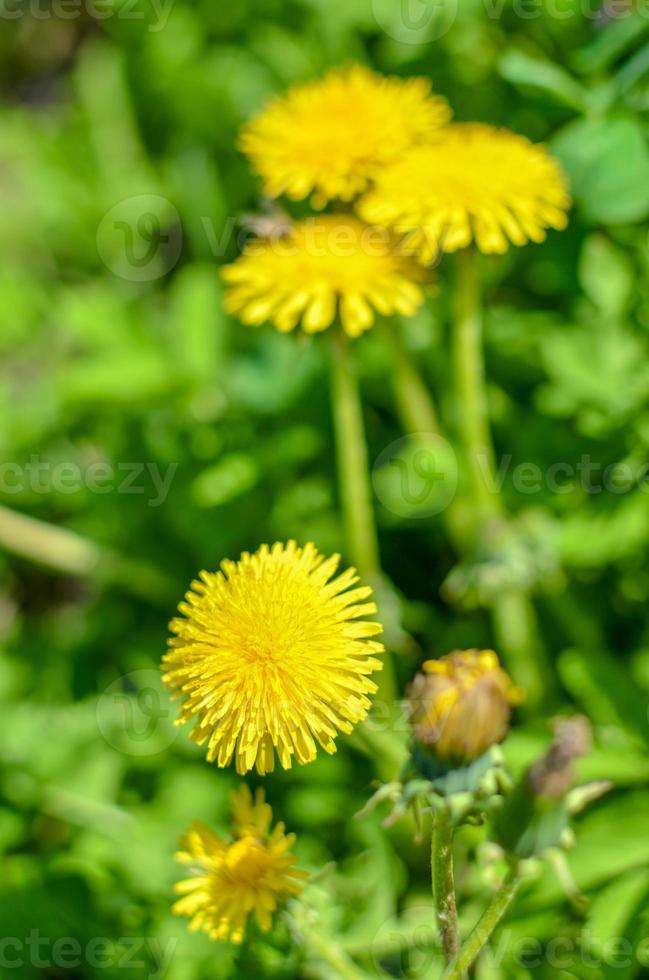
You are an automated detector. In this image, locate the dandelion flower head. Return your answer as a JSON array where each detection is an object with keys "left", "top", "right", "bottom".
[
  {"left": 240, "top": 64, "right": 451, "bottom": 205},
  {"left": 222, "top": 215, "right": 427, "bottom": 338},
  {"left": 163, "top": 541, "right": 384, "bottom": 774},
  {"left": 360, "top": 123, "right": 570, "bottom": 261},
  {"left": 173, "top": 785, "right": 307, "bottom": 943}
]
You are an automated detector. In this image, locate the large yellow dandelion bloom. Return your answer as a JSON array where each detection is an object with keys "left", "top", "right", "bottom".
[
  {"left": 360, "top": 124, "right": 570, "bottom": 261},
  {"left": 408, "top": 649, "right": 523, "bottom": 764},
  {"left": 162, "top": 541, "right": 384, "bottom": 775},
  {"left": 240, "top": 64, "right": 451, "bottom": 205},
  {"left": 174, "top": 785, "right": 308, "bottom": 943},
  {"left": 221, "top": 215, "right": 426, "bottom": 339}
]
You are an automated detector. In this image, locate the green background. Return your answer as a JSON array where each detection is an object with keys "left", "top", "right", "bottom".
[{"left": 2, "top": 0, "right": 649, "bottom": 977}]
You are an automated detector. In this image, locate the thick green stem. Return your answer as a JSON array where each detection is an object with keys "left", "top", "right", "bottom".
[
  {"left": 329, "top": 329, "right": 396, "bottom": 704},
  {"left": 491, "top": 588, "right": 546, "bottom": 709},
  {"left": 452, "top": 250, "right": 545, "bottom": 706},
  {"left": 452, "top": 249, "right": 502, "bottom": 525},
  {"left": 440, "top": 865, "right": 523, "bottom": 979},
  {"left": 383, "top": 320, "right": 440, "bottom": 436},
  {"left": 329, "top": 330, "right": 381, "bottom": 576},
  {"left": 431, "top": 810, "right": 461, "bottom": 964},
  {"left": 384, "top": 321, "right": 472, "bottom": 554}
]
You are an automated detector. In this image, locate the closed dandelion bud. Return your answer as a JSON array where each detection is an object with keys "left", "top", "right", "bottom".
[
  {"left": 408, "top": 649, "right": 522, "bottom": 767},
  {"left": 495, "top": 716, "right": 592, "bottom": 858}
]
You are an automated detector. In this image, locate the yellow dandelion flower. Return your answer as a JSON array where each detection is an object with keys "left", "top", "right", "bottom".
[
  {"left": 221, "top": 215, "right": 427, "bottom": 339},
  {"left": 162, "top": 541, "right": 384, "bottom": 775},
  {"left": 173, "top": 785, "right": 308, "bottom": 943},
  {"left": 408, "top": 649, "right": 523, "bottom": 764},
  {"left": 240, "top": 64, "right": 451, "bottom": 205},
  {"left": 360, "top": 123, "right": 570, "bottom": 261}
]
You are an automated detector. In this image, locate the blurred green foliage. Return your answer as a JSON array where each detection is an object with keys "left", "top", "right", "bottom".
[{"left": 2, "top": 0, "right": 649, "bottom": 977}]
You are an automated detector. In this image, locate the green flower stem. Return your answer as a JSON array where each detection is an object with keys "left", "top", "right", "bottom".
[
  {"left": 384, "top": 321, "right": 471, "bottom": 554},
  {"left": 491, "top": 588, "right": 546, "bottom": 708},
  {"left": 383, "top": 320, "right": 440, "bottom": 436},
  {"left": 440, "top": 864, "right": 523, "bottom": 980},
  {"left": 329, "top": 329, "right": 396, "bottom": 705},
  {"left": 431, "top": 808, "right": 461, "bottom": 964},
  {"left": 452, "top": 248, "right": 502, "bottom": 526},
  {"left": 452, "top": 249, "right": 545, "bottom": 706},
  {"left": 329, "top": 329, "right": 381, "bottom": 576}
]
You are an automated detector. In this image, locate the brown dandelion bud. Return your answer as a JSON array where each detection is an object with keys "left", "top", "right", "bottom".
[
  {"left": 495, "top": 715, "right": 593, "bottom": 858},
  {"left": 527, "top": 715, "right": 592, "bottom": 800},
  {"left": 408, "top": 649, "right": 522, "bottom": 766}
]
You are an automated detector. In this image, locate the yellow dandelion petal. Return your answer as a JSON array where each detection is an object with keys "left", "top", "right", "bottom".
[
  {"left": 173, "top": 789, "right": 307, "bottom": 944},
  {"left": 221, "top": 215, "right": 427, "bottom": 339},
  {"left": 240, "top": 64, "right": 451, "bottom": 205},
  {"left": 360, "top": 123, "right": 571, "bottom": 260},
  {"left": 162, "top": 540, "right": 384, "bottom": 774},
  {"left": 231, "top": 785, "right": 272, "bottom": 839}
]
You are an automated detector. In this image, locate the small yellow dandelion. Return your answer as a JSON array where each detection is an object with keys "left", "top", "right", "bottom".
[
  {"left": 408, "top": 649, "right": 522, "bottom": 764},
  {"left": 173, "top": 785, "right": 308, "bottom": 943},
  {"left": 162, "top": 541, "right": 384, "bottom": 775},
  {"left": 221, "top": 215, "right": 427, "bottom": 338},
  {"left": 360, "top": 123, "right": 570, "bottom": 261},
  {"left": 240, "top": 64, "right": 451, "bottom": 205}
]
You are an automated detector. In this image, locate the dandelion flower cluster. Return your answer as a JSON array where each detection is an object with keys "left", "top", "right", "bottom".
[
  {"left": 222, "top": 215, "right": 426, "bottom": 338},
  {"left": 162, "top": 541, "right": 384, "bottom": 775},
  {"left": 240, "top": 64, "right": 451, "bottom": 205},
  {"left": 174, "top": 786, "right": 307, "bottom": 943},
  {"left": 360, "top": 124, "right": 570, "bottom": 261},
  {"left": 408, "top": 649, "right": 522, "bottom": 764}
]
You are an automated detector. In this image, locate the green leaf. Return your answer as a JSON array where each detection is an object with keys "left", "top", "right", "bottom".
[
  {"left": 537, "top": 320, "right": 649, "bottom": 435},
  {"left": 574, "top": 12, "right": 649, "bottom": 75},
  {"left": 558, "top": 647, "right": 649, "bottom": 746},
  {"left": 168, "top": 263, "right": 228, "bottom": 383},
  {"left": 552, "top": 117, "right": 649, "bottom": 224},
  {"left": 500, "top": 49, "right": 588, "bottom": 112},
  {"left": 588, "top": 867, "right": 649, "bottom": 951},
  {"left": 616, "top": 40, "right": 649, "bottom": 93},
  {"left": 578, "top": 234, "right": 634, "bottom": 316},
  {"left": 191, "top": 452, "right": 259, "bottom": 507}
]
